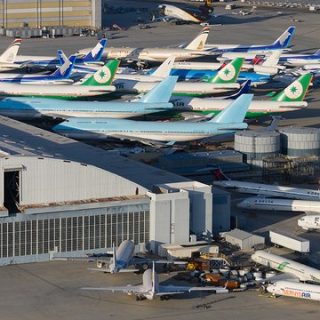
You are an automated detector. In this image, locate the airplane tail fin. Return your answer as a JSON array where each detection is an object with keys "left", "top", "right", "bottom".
[
  {"left": 138, "top": 76, "right": 178, "bottom": 103},
  {"left": 81, "top": 38, "right": 107, "bottom": 62},
  {"left": 314, "top": 49, "right": 320, "bottom": 56},
  {"left": 209, "top": 93, "right": 253, "bottom": 123},
  {"left": 208, "top": 58, "right": 243, "bottom": 84},
  {"left": 262, "top": 50, "right": 282, "bottom": 67},
  {"left": 0, "top": 38, "right": 21, "bottom": 63},
  {"left": 225, "top": 80, "right": 251, "bottom": 99},
  {"left": 272, "top": 73, "right": 312, "bottom": 102},
  {"left": 271, "top": 26, "right": 295, "bottom": 49},
  {"left": 185, "top": 27, "right": 210, "bottom": 51},
  {"left": 213, "top": 168, "right": 230, "bottom": 181},
  {"left": 81, "top": 59, "right": 120, "bottom": 86},
  {"left": 51, "top": 50, "right": 76, "bottom": 79},
  {"left": 204, "top": 0, "right": 213, "bottom": 8},
  {"left": 151, "top": 56, "right": 175, "bottom": 78}
]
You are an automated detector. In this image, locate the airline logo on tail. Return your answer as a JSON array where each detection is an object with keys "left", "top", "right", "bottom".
[
  {"left": 81, "top": 59, "right": 120, "bottom": 86},
  {"left": 272, "top": 73, "right": 312, "bottom": 102},
  {"left": 209, "top": 58, "right": 243, "bottom": 84},
  {"left": 219, "top": 64, "right": 236, "bottom": 81},
  {"left": 93, "top": 66, "right": 112, "bottom": 84},
  {"left": 284, "top": 81, "right": 304, "bottom": 100}
]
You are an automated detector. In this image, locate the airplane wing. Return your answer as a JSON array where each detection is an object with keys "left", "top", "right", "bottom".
[
  {"left": 88, "top": 267, "right": 140, "bottom": 273},
  {"left": 131, "top": 256, "right": 186, "bottom": 265},
  {"left": 158, "top": 285, "right": 226, "bottom": 295},
  {"left": 107, "top": 133, "right": 175, "bottom": 148},
  {"left": 81, "top": 284, "right": 146, "bottom": 294}
]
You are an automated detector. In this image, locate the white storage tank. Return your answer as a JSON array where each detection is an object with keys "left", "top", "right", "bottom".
[
  {"left": 234, "top": 130, "right": 280, "bottom": 167},
  {"left": 280, "top": 127, "right": 320, "bottom": 158}
]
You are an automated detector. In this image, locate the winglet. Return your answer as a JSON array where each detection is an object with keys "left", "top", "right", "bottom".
[
  {"left": 209, "top": 94, "right": 253, "bottom": 123},
  {"left": 138, "top": 76, "right": 178, "bottom": 103}
]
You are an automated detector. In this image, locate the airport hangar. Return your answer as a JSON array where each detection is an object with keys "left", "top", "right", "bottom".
[
  {"left": 0, "top": 0, "right": 102, "bottom": 29},
  {"left": 0, "top": 115, "right": 230, "bottom": 265}
]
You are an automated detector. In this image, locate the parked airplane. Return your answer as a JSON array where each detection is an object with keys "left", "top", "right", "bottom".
[
  {"left": 219, "top": 48, "right": 320, "bottom": 66},
  {"left": 0, "top": 38, "right": 23, "bottom": 71},
  {"left": 266, "top": 280, "right": 320, "bottom": 302},
  {"left": 206, "top": 26, "right": 295, "bottom": 53},
  {"left": 0, "top": 60, "right": 119, "bottom": 98},
  {"left": 170, "top": 73, "right": 311, "bottom": 118},
  {"left": 213, "top": 169, "right": 320, "bottom": 201},
  {"left": 173, "top": 50, "right": 283, "bottom": 74},
  {"left": 114, "top": 56, "right": 175, "bottom": 83},
  {"left": 114, "top": 58, "right": 242, "bottom": 96},
  {"left": 82, "top": 262, "right": 226, "bottom": 300},
  {"left": 16, "top": 39, "right": 107, "bottom": 73},
  {"left": 0, "top": 50, "right": 75, "bottom": 84},
  {"left": 78, "top": 27, "right": 213, "bottom": 63},
  {"left": 251, "top": 250, "right": 320, "bottom": 283},
  {"left": 0, "top": 75, "right": 177, "bottom": 119},
  {"left": 158, "top": 0, "right": 213, "bottom": 24},
  {"left": 298, "top": 215, "right": 320, "bottom": 231},
  {"left": 53, "top": 94, "right": 253, "bottom": 144},
  {"left": 238, "top": 197, "right": 320, "bottom": 214},
  {"left": 170, "top": 59, "right": 271, "bottom": 85}
]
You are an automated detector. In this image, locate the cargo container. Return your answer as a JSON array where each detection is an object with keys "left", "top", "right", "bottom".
[{"left": 269, "top": 230, "right": 310, "bottom": 253}]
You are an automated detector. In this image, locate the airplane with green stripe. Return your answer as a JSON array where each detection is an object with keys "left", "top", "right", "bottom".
[
  {"left": 114, "top": 58, "right": 243, "bottom": 97},
  {"left": 170, "top": 73, "right": 312, "bottom": 118},
  {"left": 0, "top": 59, "right": 119, "bottom": 99}
]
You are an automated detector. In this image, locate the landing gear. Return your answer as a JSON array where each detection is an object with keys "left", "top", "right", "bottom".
[
  {"left": 136, "top": 295, "right": 146, "bottom": 301},
  {"left": 160, "top": 295, "right": 170, "bottom": 301}
]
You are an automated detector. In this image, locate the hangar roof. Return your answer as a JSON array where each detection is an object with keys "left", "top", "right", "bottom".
[{"left": 0, "top": 116, "right": 190, "bottom": 191}]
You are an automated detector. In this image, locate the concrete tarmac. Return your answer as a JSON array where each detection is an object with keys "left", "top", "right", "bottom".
[{"left": 0, "top": 260, "right": 319, "bottom": 320}]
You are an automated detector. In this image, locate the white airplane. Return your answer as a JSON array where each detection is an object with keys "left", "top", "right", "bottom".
[
  {"left": 298, "top": 215, "right": 320, "bottom": 231},
  {"left": 170, "top": 73, "right": 311, "bottom": 118},
  {"left": 251, "top": 251, "right": 320, "bottom": 283},
  {"left": 266, "top": 280, "right": 320, "bottom": 302},
  {"left": 0, "top": 38, "right": 23, "bottom": 71},
  {"left": 158, "top": 0, "right": 213, "bottom": 24},
  {"left": 206, "top": 26, "right": 295, "bottom": 53},
  {"left": 114, "top": 56, "right": 175, "bottom": 83},
  {"left": 114, "top": 58, "right": 242, "bottom": 96},
  {"left": 82, "top": 262, "right": 226, "bottom": 301},
  {"left": 0, "top": 60, "right": 119, "bottom": 98},
  {"left": 238, "top": 197, "right": 320, "bottom": 214},
  {"left": 78, "top": 27, "right": 213, "bottom": 63},
  {"left": 213, "top": 169, "right": 320, "bottom": 201},
  {"left": 53, "top": 94, "right": 252, "bottom": 145}
]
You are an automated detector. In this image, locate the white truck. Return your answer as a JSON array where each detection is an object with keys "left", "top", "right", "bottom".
[{"left": 269, "top": 230, "right": 310, "bottom": 253}]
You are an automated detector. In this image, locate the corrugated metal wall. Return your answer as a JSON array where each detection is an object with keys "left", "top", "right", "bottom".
[
  {"left": 0, "top": 156, "right": 148, "bottom": 207},
  {"left": 0, "top": 0, "right": 100, "bottom": 28}
]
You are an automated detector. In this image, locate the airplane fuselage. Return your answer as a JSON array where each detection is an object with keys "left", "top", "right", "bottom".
[
  {"left": 54, "top": 117, "right": 248, "bottom": 142},
  {"left": 113, "top": 79, "right": 240, "bottom": 96},
  {"left": 252, "top": 251, "right": 320, "bottom": 283},
  {"left": 170, "top": 96, "right": 307, "bottom": 118},
  {"left": 267, "top": 281, "right": 320, "bottom": 302},
  {"left": 0, "top": 97, "right": 172, "bottom": 119}
]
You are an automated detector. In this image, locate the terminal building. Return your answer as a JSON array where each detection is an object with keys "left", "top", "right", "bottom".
[
  {"left": 0, "top": 115, "right": 229, "bottom": 265},
  {"left": 0, "top": 0, "right": 102, "bottom": 29}
]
